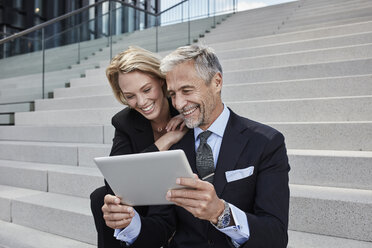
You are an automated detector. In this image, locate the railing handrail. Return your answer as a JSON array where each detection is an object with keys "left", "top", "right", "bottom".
[
  {"left": 0, "top": 0, "right": 106, "bottom": 44},
  {"left": 158, "top": 0, "right": 188, "bottom": 15},
  {"left": 0, "top": 0, "right": 164, "bottom": 45}
]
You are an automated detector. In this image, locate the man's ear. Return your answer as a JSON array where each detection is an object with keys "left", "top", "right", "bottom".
[{"left": 212, "top": 72, "right": 223, "bottom": 93}]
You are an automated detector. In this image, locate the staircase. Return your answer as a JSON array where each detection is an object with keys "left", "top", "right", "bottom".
[
  {"left": 0, "top": 0, "right": 372, "bottom": 247},
  {"left": 0, "top": 15, "right": 228, "bottom": 125}
]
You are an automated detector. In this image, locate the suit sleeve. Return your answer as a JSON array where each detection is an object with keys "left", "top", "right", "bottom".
[
  {"left": 125, "top": 205, "right": 176, "bottom": 248},
  {"left": 242, "top": 132, "right": 290, "bottom": 248}
]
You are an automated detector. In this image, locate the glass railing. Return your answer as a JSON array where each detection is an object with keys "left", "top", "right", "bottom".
[{"left": 0, "top": 0, "right": 236, "bottom": 125}]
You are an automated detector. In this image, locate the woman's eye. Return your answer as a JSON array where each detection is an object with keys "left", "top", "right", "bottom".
[
  {"left": 144, "top": 87, "right": 151, "bottom": 93},
  {"left": 125, "top": 95, "right": 134, "bottom": 99}
]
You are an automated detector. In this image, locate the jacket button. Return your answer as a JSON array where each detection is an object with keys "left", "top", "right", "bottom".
[{"left": 208, "top": 240, "right": 214, "bottom": 246}]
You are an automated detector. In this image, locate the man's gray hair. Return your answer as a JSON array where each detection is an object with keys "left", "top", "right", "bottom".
[{"left": 160, "top": 44, "right": 223, "bottom": 84}]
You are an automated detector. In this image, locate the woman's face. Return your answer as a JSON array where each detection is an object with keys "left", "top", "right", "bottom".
[{"left": 119, "top": 71, "right": 165, "bottom": 121}]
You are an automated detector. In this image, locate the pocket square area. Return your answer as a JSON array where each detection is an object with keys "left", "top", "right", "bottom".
[{"left": 225, "top": 166, "right": 254, "bottom": 183}]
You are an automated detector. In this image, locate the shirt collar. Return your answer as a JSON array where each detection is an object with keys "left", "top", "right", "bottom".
[{"left": 194, "top": 104, "right": 230, "bottom": 140}]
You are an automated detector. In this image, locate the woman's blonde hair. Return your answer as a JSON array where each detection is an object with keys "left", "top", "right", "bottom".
[{"left": 106, "top": 46, "right": 166, "bottom": 105}]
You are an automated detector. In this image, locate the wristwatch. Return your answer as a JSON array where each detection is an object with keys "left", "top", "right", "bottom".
[{"left": 216, "top": 200, "right": 231, "bottom": 229}]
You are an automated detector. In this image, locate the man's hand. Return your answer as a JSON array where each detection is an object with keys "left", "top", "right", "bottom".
[
  {"left": 166, "top": 174, "right": 224, "bottom": 224},
  {"left": 102, "top": 194, "right": 135, "bottom": 229}
]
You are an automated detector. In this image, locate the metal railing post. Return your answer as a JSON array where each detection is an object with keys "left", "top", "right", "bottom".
[
  {"left": 213, "top": 0, "right": 216, "bottom": 28},
  {"left": 156, "top": 15, "right": 159, "bottom": 52},
  {"left": 208, "top": 0, "right": 210, "bottom": 17},
  {"left": 77, "top": 25, "right": 81, "bottom": 64},
  {"left": 2, "top": 26, "right": 6, "bottom": 58},
  {"left": 188, "top": 0, "right": 190, "bottom": 45},
  {"left": 109, "top": 0, "right": 113, "bottom": 60},
  {"left": 41, "top": 28, "right": 45, "bottom": 99}
]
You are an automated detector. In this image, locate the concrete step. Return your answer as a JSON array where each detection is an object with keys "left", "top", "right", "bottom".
[
  {"left": 225, "top": 96, "right": 372, "bottom": 122},
  {"left": 69, "top": 74, "right": 107, "bottom": 87},
  {"left": 0, "top": 220, "right": 95, "bottom": 248},
  {"left": 222, "top": 75, "right": 372, "bottom": 101},
  {"left": 2, "top": 183, "right": 371, "bottom": 244},
  {"left": 0, "top": 125, "right": 104, "bottom": 143},
  {"left": 73, "top": 58, "right": 372, "bottom": 87},
  {"left": 15, "top": 107, "right": 121, "bottom": 126},
  {"left": 288, "top": 230, "right": 372, "bottom": 248},
  {"left": 278, "top": 15, "right": 372, "bottom": 36},
  {"left": 290, "top": 184, "right": 372, "bottom": 242},
  {"left": 101, "top": 118, "right": 372, "bottom": 151},
  {"left": 221, "top": 43, "right": 372, "bottom": 71},
  {"left": 204, "top": 14, "right": 372, "bottom": 43},
  {"left": 54, "top": 84, "right": 111, "bottom": 98},
  {"left": 35, "top": 95, "right": 121, "bottom": 111},
  {"left": 216, "top": 31, "right": 372, "bottom": 60},
  {"left": 0, "top": 93, "right": 41, "bottom": 105},
  {"left": 16, "top": 95, "right": 372, "bottom": 125},
  {"left": 223, "top": 58, "right": 372, "bottom": 84},
  {"left": 271, "top": 121, "right": 372, "bottom": 151},
  {"left": 288, "top": 4, "right": 372, "bottom": 25},
  {"left": 0, "top": 160, "right": 103, "bottom": 198},
  {"left": 0, "top": 114, "right": 13, "bottom": 125},
  {"left": 0, "top": 82, "right": 68, "bottom": 98},
  {"left": 205, "top": 20, "right": 372, "bottom": 51},
  {"left": 10, "top": 190, "right": 96, "bottom": 244},
  {"left": 288, "top": 149, "right": 372, "bottom": 190},
  {"left": 1, "top": 143, "right": 371, "bottom": 196},
  {"left": 0, "top": 141, "right": 111, "bottom": 167},
  {"left": 0, "top": 185, "right": 41, "bottom": 222},
  {"left": 57, "top": 74, "right": 372, "bottom": 100},
  {"left": 0, "top": 102, "right": 33, "bottom": 114},
  {"left": 209, "top": 2, "right": 372, "bottom": 41}
]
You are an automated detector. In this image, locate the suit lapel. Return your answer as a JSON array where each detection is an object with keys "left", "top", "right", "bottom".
[
  {"left": 175, "top": 129, "right": 197, "bottom": 173},
  {"left": 214, "top": 111, "right": 249, "bottom": 197},
  {"left": 132, "top": 110, "right": 155, "bottom": 151}
]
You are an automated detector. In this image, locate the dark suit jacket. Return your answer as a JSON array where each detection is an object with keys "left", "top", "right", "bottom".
[
  {"left": 130, "top": 109, "right": 290, "bottom": 248},
  {"left": 90, "top": 99, "right": 179, "bottom": 248}
]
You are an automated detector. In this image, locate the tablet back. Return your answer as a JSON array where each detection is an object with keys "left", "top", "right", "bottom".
[{"left": 94, "top": 149, "right": 193, "bottom": 206}]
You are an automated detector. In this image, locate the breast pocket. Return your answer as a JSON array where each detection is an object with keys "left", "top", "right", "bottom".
[{"left": 225, "top": 166, "right": 254, "bottom": 183}]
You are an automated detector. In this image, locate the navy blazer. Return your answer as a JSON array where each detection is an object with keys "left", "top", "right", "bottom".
[
  {"left": 91, "top": 99, "right": 179, "bottom": 248},
  {"left": 130, "top": 109, "right": 290, "bottom": 248}
]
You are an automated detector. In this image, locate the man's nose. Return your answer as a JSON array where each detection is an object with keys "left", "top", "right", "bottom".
[{"left": 173, "top": 94, "right": 187, "bottom": 110}]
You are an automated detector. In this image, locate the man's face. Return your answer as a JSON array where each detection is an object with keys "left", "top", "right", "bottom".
[{"left": 166, "top": 61, "right": 223, "bottom": 130}]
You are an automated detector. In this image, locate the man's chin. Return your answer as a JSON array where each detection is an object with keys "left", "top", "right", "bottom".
[{"left": 184, "top": 118, "right": 202, "bottom": 129}]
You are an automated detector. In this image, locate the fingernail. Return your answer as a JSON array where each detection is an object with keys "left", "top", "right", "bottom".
[
  {"left": 176, "top": 178, "right": 180, "bottom": 184},
  {"left": 166, "top": 191, "right": 171, "bottom": 200},
  {"left": 114, "top": 198, "right": 120, "bottom": 204}
]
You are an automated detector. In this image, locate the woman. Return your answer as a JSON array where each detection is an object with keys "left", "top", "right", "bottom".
[{"left": 90, "top": 46, "right": 186, "bottom": 248}]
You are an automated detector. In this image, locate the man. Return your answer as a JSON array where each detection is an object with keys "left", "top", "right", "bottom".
[{"left": 102, "top": 44, "right": 290, "bottom": 247}]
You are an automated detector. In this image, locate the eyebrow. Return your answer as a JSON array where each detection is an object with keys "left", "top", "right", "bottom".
[
  {"left": 168, "top": 85, "right": 194, "bottom": 91},
  {"left": 122, "top": 82, "right": 152, "bottom": 94}
]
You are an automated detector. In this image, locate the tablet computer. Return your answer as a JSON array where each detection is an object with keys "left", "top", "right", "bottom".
[{"left": 94, "top": 149, "right": 194, "bottom": 206}]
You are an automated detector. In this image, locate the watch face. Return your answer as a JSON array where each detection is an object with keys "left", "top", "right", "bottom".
[
  {"left": 222, "top": 214, "right": 230, "bottom": 227},
  {"left": 217, "top": 201, "right": 231, "bottom": 228}
]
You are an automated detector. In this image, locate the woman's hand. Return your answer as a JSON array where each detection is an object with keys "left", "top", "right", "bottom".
[
  {"left": 166, "top": 114, "right": 186, "bottom": 132},
  {"left": 155, "top": 127, "right": 188, "bottom": 151}
]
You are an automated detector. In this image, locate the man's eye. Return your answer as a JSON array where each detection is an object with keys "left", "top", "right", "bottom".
[{"left": 183, "top": 90, "right": 191, "bottom": 94}]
